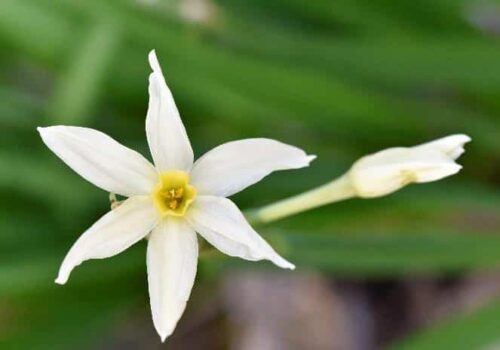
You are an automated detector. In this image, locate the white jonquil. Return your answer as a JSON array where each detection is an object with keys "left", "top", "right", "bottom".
[
  {"left": 348, "top": 134, "right": 471, "bottom": 198},
  {"left": 251, "top": 134, "right": 470, "bottom": 224},
  {"left": 38, "top": 51, "right": 314, "bottom": 341}
]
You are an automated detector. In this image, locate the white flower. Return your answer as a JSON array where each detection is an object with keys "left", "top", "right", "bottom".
[
  {"left": 348, "top": 134, "right": 471, "bottom": 198},
  {"left": 38, "top": 50, "right": 314, "bottom": 342}
]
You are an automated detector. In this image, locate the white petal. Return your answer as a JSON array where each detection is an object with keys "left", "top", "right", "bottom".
[
  {"left": 187, "top": 196, "right": 294, "bottom": 269},
  {"left": 55, "top": 196, "right": 159, "bottom": 284},
  {"left": 147, "top": 218, "right": 198, "bottom": 342},
  {"left": 412, "top": 162, "right": 462, "bottom": 183},
  {"left": 350, "top": 147, "right": 461, "bottom": 197},
  {"left": 415, "top": 134, "right": 471, "bottom": 159},
  {"left": 190, "top": 138, "right": 315, "bottom": 197},
  {"left": 146, "top": 50, "right": 194, "bottom": 172},
  {"left": 38, "top": 126, "right": 158, "bottom": 197}
]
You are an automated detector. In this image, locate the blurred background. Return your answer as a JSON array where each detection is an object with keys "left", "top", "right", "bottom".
[{"left": 1, "top": 0, "right": 500, "bottom": 349}]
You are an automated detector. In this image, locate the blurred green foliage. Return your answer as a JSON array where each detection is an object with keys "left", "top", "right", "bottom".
[
  {"left": 390, "top": 297, "right": 500, "bottom": 350},
  {"left": 0, "top": 0, "right": 499, "bottom": 348}
]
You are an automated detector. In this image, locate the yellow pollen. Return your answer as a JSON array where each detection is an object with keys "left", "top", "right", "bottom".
[
  {"left": 152, "top": 171, "right": 197, "bottom": 217},
  {"left": 168, "top": 200, "right": 178, "bottom": 210}
]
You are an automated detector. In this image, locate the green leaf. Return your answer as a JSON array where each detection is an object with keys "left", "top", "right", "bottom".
[
  {"left": 389, "top": 298, "right": 500, "bottom": 350},
  {"left": 284, "top": 231, "right": 500, "bottom": 277},
  {"left": 48, "top": 18, "right": 122, "bottom": 125}
]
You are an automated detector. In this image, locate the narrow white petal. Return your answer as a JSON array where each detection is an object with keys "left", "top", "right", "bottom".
[
  {"left": 187, "top": 196, "right": 295, "bottom": 269},
  {"left": 415, "top": 134, "right": 471, "bottom": 160},
  {"left": 55, "top": 196, "right": 159, "bottom": 284},
  {"left": 147, "top": 218, "right": 198, "bottom": 342},
  {"left": 412, "top": 162, "right": 462, "bottom": 182},
  {"left": 38, "top": 126, "right": 158, "bottom": 197},
  {"left": 356, "top": 157, "right": 461, "bottom": 193},
  {"left": 350, "top": 147, "right": 462, "bottom": 197},
  {"left": 190, "top": 138, "right": 315, "bottom": 197},
  {"left": 146, "top": 50, "right": 194, "bottom": 172}
]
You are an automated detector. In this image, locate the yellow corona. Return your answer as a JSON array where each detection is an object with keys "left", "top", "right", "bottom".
[{"left": 152, "top": 171, "right": 197, "bottom": 216}]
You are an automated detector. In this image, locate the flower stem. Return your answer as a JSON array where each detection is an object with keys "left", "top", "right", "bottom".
[{"left": 246, "top": 174, "right": 356, "bottom": 225}]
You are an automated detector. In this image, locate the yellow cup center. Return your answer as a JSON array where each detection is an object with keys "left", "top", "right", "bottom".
[{"left": 152, "top": 170, "right": 197, "bottom": 217}]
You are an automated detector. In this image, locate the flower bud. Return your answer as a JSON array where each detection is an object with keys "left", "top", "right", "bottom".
[{"left": 348, "top": 134, "right": 471, "bottom": 198}]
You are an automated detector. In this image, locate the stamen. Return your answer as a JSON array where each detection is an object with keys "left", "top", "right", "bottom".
[
  {"left": 152, "top": 171, "right": 197, "bottom": 217},
  {"left": 173, "top": 187, "right": 184, "bottom": 198}
]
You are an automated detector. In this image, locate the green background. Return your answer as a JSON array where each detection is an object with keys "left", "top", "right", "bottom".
[{"left": 0, "top": 0, "right": 499, "bottom": 348}]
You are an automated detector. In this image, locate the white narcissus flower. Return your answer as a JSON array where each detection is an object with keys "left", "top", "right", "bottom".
[
  {"left": 348, "top": 134, "right": 471, "bottom": 198},
  {"left": 247, "top": 134, "right": 471, "bottom": 224},
  {"left": 38, "top": 50, "right": 315, "bottom": 341}
]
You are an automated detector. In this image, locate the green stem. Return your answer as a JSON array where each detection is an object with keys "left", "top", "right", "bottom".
[{"left": 246, "top": 174, "right": 356, "bottom": 225}]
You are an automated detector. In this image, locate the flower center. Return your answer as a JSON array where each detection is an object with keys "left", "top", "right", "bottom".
[{"left": 152, "top": 170, "right": 197, "bottom": 217}]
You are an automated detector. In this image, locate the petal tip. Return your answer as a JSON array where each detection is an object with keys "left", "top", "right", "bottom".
[
  {"left": 37, "top": 126, "right": 49, "bottom": 136},
  {"left": 54, "top": 276, "right": 66, "bottom": 285},
  {"left": 55, "top": 268, "right": 70, "bottom": 285},
  {"left": 450, "top": 134, "right": 472, "bottom": 151},
  {"left": 148, "top": 49, "right": 162, "bottom": 74},
  {"left": 306, "top": 154, "right": 317, "bottom": 164},
  {"left": 37, "top": 126, "right": 62, "bottom": 137},
  {"left": 455, "top": 134, "right": 472, "bottom": 143},
  {"left": 434, "top": 163, "right": 462, "bottom": 180},
  {"left": 274, "top": 258, "right": 296, "bottom": 270},
  {"left": 158, "top": 328, "right": 173, "bottom": 343},
  {"left": 454, "top": 163, "right": 463, "bottom": 172}
]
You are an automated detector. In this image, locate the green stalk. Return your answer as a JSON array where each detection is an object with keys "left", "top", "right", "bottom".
[{"left": 246, "top": 174, "right": 356, "bottom": 225}]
